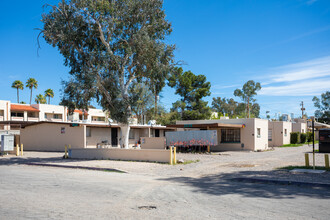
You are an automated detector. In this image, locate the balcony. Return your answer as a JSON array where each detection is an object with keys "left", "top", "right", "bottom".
[
  {"left": 47, "top": 118, "right": 63, "bottom": 122},
  {"left": 28, "top": 117, "right": 39, "bottom": 122},
  {"left": 11, "top": 117, "right": 24, "bottom": 121}
]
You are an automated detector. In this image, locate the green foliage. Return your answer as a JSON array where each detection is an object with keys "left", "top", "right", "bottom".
[
  {"left": 35, "top": 94, "right": 47, "bottom": 104},
  {"left": 168, "top": 67, "right": 211, "bottom": 120},
  {"left": 129, "top": 83, "right": 154, "bottom": 124},
  {"left": 11, "top": 80, "right": 24, "bottom": 103},
  {"left": 26, "top": 78, "right": 38, "bottom": 105},
  {"left": 234, "top": 80, "right": 261, "bottom": 118},
  {"left": 307, "top": 132, "right": 314, "bottom": 143},
  {"left": 41, "top": 0, "right": 175, "bottom": 124},
  {"left": 44, "top": 88, "right": 54, "bottom": 104},
  {"left": 300, "top": 133, "right": 307, "bottom": 143},
  {"left": 313, "top": 91, "right": 330, "bottom": 124},
  {"left": 290, "top": 132, "right": 301, "bottom": 144}
]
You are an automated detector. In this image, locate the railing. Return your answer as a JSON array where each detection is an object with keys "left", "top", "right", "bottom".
[
  {"left": 11, "top": 117, "right": 24, "bottom": 121},
  {"left": 91, "top": 120, "right": 107, "bottom": 124},
  {"left": 48, "top": 118, "right": 63, "bottom": 122},
  {"left": 28, "top": 117, "right": 39, "bottom": 121}
]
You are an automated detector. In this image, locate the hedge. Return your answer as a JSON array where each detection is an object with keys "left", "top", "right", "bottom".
[
  {"left": 307, "top": 132, "right": 314, "bottom": 142},
  {"left": 290, "top": 132, "right": 301, "bottom": 144},
  {"left": 300, "top": 133, "right": 307, "bottom": 143}
]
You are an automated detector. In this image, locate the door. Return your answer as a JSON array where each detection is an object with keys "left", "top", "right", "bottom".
[
  {"left": 155, "top": 129, "right": 160, "bottom": 137},
  {"left": 111, "top": 128, "right": 118, "bottom": 146}
]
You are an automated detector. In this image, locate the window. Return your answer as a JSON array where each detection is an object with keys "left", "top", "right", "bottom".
[
  {"left": 268, "top": 129, "right": 272, "bottom": 141},
  {"left": 257, "top": 128, "right": 261, "bottom": 138},
  {"left": 129, "top": 129, "right": 135, "bottom": 139},
  {"left": 302, "top": 129, "right": 305, "bottom": 133},
  {"left": 284, "top": 129, "right": 287, "bottom": 136},
  {"left": 86, "top": 127, "right": 91, "bottom": 137},
  {"left": 11, "top": 112, "right": 23, "bottom": 117},
  {"left": 221, "top": 129, "right": 240, "bottom": 143}
]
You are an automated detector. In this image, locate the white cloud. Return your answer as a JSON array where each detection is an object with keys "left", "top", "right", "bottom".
[
  {"left": 260, "top": 78, "right": 330, "bottom": 96},
  {"left": 259, "top": 56, "right": 330, "bottom": 96},
  {"left": 212, "top": 84, "right": 240, "bottom": 89},
  {"left": 268, "top": 56, "right": 330, "bottom": 83}
]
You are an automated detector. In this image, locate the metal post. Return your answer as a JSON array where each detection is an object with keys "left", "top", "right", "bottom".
[
  {"left": 325, "top": 154, "right": 329, "bottom": 169},
  {"left": 312, "top": 119, "right": 315, "bottom": 170},
  {"left": 305, "top": 153, "right": 309, "bottom": 167},
  {"left": 16, "top": 144, "right": 19, "bottom": 156},
  {"left": 169, "top": 146, "right": 173, "bottom": 165},
  {"left": 173, "top": 147, "right": 176, "bottom": 165}
]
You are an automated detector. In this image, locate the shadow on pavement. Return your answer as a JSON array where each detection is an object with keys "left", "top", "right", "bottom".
[
  {"left": 0, "top": 154, "right": 91, "bottom": 166},
  {"left": 159, "top": 170, "right": 330, "bottom": 199}
]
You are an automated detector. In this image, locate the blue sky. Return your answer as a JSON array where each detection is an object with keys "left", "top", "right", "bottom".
[{"left": 0, "top": 0, "right": 329, "bottom": 119}]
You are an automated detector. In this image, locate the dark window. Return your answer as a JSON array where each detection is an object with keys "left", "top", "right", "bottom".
[
  {"left": 155, "top": 129, "right": 160, "bottom": 137},
  {"left": 221, "top": 129, "right": 240, "bottom": 143},
  {"left": 11, "top": 112, "right": 23, "bottom": 117}
]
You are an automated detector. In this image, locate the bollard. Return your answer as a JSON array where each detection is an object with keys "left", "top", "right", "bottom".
[
  {"left": 325, "top": 154, "right": 329, "bottom": 169},
  {"left": 16, "top": 144, "right": 20, "bottom": 156},
  {"left": 173, "top": 147, "right": 177, "bottom": 165},
  {"left": 20, "top": 144, "right": 23, "bottom": 156},
  {"left": 305, "top": 153, "right": 309, "bottom": 167},
  {"left": 64, "top": 145, "right": 68, "bottom": 159},
  {"left": 169, "top": 146, "right": 173, "bottom": 165},
  {"left": 207, "top": 146, "right": 210, "bottom": 153}
]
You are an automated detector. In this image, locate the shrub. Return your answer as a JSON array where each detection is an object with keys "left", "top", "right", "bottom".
[
  {"left": 290, "top": 132, "right": 300, "bottom": 144},
  {"left": 300, "top": 133, "right": 307, "bottom": 143},
  {"left": 307, "top": 132, "right": 314, "bottom": 142}
]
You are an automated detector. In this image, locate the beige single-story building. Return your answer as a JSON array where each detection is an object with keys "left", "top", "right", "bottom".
[
  {"left": 169, "top": 118, "right": 269, "bottom": 151},
  {"left": 20, "top": 121, "right": 172, "bottom": 151},
  {"left": 268, "top": 121, "right": 292, "bottom": 147},
  {"left": 292, "top": 122, "right": 307, "bottom": 133}
]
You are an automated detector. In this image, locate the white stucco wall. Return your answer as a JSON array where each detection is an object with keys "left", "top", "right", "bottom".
[
  {"left": 268, "top": 121, "right": 292, "bottom": 147},
  {"left": 32, "top": 104, "right": 67, "bottom": 122},
  {"left": 20, "top": 123, "right": 86, "bottom": 151}
]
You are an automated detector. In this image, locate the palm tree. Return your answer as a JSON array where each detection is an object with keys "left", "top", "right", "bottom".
[
  {"left": 11, "top": 80, "right": 24, "bottom": 103},
  {"left": 35, "top": 94, "right": 46, "bottom": 104},
  {"left": 26, "top": 78, "right": 38, "bottom": 104},
  {"left": 44, "top": 88, "right": 54, "bottom": 104}
]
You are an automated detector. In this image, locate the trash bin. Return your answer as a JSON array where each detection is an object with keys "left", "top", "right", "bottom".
[{"left": 319, "top": 129, "right": 330, "bottom": 153}]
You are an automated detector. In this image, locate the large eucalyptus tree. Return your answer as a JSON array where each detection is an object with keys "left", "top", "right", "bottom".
[{"left": 40, "top": 0, "right": 175, "bottom": 148}]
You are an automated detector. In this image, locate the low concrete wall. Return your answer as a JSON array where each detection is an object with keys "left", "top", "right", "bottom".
[
  {"left": 70, "top": 148, "right": 171, "bottom": 163},
  {"left": 140, "top": 137, "right": 166, "bottom": 149}
]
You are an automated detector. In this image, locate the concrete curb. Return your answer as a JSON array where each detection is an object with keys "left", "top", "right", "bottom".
[
  {"left": 231, "top": 177, "right": 330, "bottom": 188},
  {"left": 26, "top": 162, "right": 126, "bottom": 173}
]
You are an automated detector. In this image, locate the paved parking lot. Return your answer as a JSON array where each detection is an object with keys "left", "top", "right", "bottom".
[{"left": 1, "top": 145, "right": 330, "bottom": 219}]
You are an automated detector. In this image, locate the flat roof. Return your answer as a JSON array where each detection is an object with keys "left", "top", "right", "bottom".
[
  {"left": 11, "top": 104, "right": 39, "bottom": 112},
  {"left": 167, "top": 123, "right": 243, "bottom": 129},
  {"left": 0, "top": 121, "right": 173, "bottom": 129}
]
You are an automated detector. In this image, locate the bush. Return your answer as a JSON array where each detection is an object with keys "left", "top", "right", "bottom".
[
  {"left": 307, "top": 132, "right": 314, "bottom": 142},
  {"left": 290, "top": 132, "right": 300, "bottom": 144},
  {"left": 300, "top": 133, "right": 307, "bottom": 143}
]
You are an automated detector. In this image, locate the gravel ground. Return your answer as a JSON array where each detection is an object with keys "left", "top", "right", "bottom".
[
  {"left": 1, "top": 144, "right": 329, "bottom": 183},
  {"left": 1, "top": 144, "right": 330, "bottom": 219}
]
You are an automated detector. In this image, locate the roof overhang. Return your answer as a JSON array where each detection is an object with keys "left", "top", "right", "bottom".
[
  {"left": 11, "top": 104, "right": 40, "bottom": 112},
  {"left": 167, "top": 123, "right": 243, "bottom": 129}
]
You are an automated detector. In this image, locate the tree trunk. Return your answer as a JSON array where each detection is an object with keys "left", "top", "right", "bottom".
[
  {"left": 30, "top": 89, "right": 32, "bottom": 105},
  {"left": 154, "top": 92, "right": 158, "bottom": 118},
  {"left": 120, "top": 123, "right": 130, "bottom": 149},
  {"left": 48, "top": 96, "right": 50, "bottom": 104},
  {"left": 17, "top": 88, "right": 19, "bottom": 103},
  {"left": 247, "top": 97, "right": 250, "bottom": 118}
]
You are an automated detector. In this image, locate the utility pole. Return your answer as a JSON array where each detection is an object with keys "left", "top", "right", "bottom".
[{"left": 300, "top": 101, "right": 305, "bottom": 118}]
